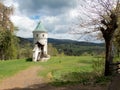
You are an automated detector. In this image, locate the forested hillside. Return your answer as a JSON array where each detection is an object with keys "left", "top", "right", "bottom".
[{"left": 18, "top": 37, "right": 105, "bottom": 56}]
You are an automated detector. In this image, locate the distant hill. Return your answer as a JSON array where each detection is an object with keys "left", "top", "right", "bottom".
[
  {"left": 48, "top": 38, "right": 104, "bottom": 47},
  {"left": 18, "top": 37, "right": 104, "bottom": 46},
  {"left": 18, "top": 37, "right": 105, "bottom": 56},
  {"left": 17, "top": 37, "right": 33, "bottom": 47},
  {"left": 47, "top": 38, "right": 105, "bottom": 56}
]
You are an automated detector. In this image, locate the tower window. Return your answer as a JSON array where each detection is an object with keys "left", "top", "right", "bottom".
[
  {"left": 36, "top": 34, "right": 38, "bottom": 37},
  {"left": 42, "top": 34, "right": 44, "bottom": 37}
]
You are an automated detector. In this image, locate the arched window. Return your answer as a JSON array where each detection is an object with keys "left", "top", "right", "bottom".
[
  {"left": 36, "top": 34, "right": 38, "bottom": 37},
  {"left": 42, "top": 34, "right": 44, "bottom": 37}
]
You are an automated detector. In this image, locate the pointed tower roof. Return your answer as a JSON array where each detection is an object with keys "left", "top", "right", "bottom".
[{"left": 34, "top": 21, "right": 47, "bottom": 32}]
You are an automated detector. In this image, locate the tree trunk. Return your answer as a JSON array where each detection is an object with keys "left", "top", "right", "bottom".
[
  {"left": 104, "top": 39, "right": 114, "bottom": 76},
  {"left": 117, "top": 49, "right": 120, "bottom": 58}
]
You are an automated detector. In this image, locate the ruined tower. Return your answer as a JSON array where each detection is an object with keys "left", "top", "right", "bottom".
[{"left": 32, "top": 21, "right": 49, "bottom": 62}]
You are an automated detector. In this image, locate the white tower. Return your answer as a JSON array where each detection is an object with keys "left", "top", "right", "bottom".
[{"left": 32, "top": 21, "right": 49, "bottom": 62}]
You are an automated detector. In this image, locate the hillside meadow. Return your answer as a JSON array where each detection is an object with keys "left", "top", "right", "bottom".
[{"left": 0, "top": 56, "right": 109, "bottom": 85}]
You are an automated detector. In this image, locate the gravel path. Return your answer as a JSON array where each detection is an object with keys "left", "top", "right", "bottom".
[{"left": 0, "top": 66, "right": 43, "bottom": 90}]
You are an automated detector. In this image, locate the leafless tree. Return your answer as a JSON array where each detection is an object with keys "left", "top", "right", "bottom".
[{"left": 75, "top": 0, "right": 120, "bottom": 76}]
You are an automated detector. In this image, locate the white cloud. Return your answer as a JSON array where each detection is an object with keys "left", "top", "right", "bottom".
[
  {"left": 3, "top": 0, "right": 15, "bottom": 6},
  {"left": 3, "top": 0, "right": 85, "bottom": 41},
  {"left": 69, "top": 9, "right": 79, "bottom": 19},
  {"left": 11, "top": 15, "right": 36, "bottom": 38}
]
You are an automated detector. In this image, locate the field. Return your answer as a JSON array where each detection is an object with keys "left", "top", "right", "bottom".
[{"left": 0, "top": 56, "right": 108, "bottom": 85}]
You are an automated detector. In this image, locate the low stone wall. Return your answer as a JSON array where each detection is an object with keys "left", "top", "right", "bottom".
[{"left": 110, "top": 62, "right": 120, "bottom": 74}]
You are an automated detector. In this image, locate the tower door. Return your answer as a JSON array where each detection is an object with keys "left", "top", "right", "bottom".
[
  {"left": 36, "top": 41, "right": 44, "bottom": 58},
  {"left": 41, "top": 45, "right": 44, "bottom": 57}
]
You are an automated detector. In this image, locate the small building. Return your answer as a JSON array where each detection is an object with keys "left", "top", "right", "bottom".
[{"left": 32, "top": 21, "right": 50, "bottom": 62}]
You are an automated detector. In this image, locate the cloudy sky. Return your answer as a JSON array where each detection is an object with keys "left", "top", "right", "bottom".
[{"left": 3, "top": 0, "right": 85, "bottom": 40}]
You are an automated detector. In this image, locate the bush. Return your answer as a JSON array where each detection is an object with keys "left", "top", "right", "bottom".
[
  {"left": 51, "top": 72, "right": 93, "bottom": 86},
  {"left": 92, "top": 58, "right": 104, "bottom": 77}
]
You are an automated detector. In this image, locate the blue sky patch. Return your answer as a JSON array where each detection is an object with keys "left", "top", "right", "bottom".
[{"left": 30, "top": 15, "right": 40, "bottom": 20}]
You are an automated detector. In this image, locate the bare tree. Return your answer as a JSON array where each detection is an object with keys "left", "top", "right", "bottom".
[{"left": 76, "top": 0, "right": 120, "bottom": 76}]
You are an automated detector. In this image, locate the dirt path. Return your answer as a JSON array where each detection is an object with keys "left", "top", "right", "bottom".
[
  {"left": 108, "top": 74, "right": 120, "bottom": 90},
  {"left": 0, "top": 66, "right": 43, "bottom": 90},
  {"left": 0, "top": 65, "right": 118, "bottom": 90}
]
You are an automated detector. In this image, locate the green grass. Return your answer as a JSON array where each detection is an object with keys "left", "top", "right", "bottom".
[
  {"left": 38, "top": 56, "right": 93, "bottom": 77},
  {"left": 0, "top": 56, "right": 107, "bottom": 86},
  {"left": 0, "top": 59, "right": 35, "bottom": 80},
  {"left": 37, "top": 56, "right": 105, "bottom": 85}
]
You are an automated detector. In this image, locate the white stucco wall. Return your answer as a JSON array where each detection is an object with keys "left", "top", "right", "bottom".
[{"left": 33, "top": 31, "right": 48, "bottom": 55}]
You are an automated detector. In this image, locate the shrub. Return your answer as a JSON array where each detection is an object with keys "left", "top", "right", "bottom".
[{"left": 92, "top": 58, "right": 104, "bottom": 77}]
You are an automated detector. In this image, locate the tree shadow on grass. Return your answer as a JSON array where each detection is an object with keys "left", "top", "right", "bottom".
[
  {"left": 26, "top": 58, "right": 32, "bottom": 62},
  {"left": 78, "top": 60, "right": 93, "bottom": 64},
  {"left": 6, "top": 83, "right": 58, "bottom": 90},
  {"left": 6, "top": 82, "right": 107, "bottom": 90},
  {"left": 6, "top": 72, "right": 108, "bottom": 90}
]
